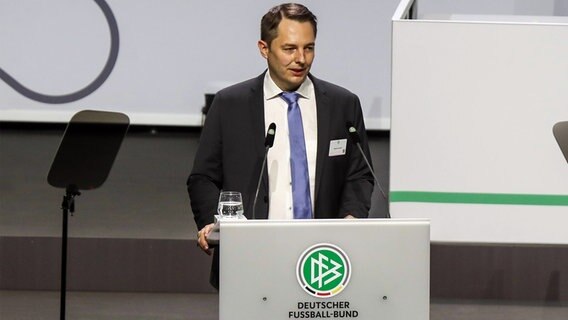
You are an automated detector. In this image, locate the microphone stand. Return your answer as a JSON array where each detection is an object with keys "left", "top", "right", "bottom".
[
  {"left": 347, "top": 123, "right": 390, "bottom": 218},
  {"left": 355, "top": 142, "right": 387, "bottom": 200},
  {"left": 252, "top": 146, "right": 270, "bottom": 220},
  {"left": 354, "top": 142, "right": 391, "bottom": 218},
  {"left": 251, "top": 123, "right": 276, "bottom": 220}
]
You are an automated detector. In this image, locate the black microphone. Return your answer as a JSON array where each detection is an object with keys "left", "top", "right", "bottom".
[
  {"left": 347, "top": 124, "right": 360, "bottom": 144},
  {"left": 264, "top": 123, "right": 276, "bottom": 147},
  {"left": 346, "top": 122, "right": 390, "bottom": 218},
  {"left": 252, "top": 123, "right": 276, "bottom": 220}
]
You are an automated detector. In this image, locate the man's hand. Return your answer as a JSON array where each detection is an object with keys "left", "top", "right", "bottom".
[
  {"left": 344, "top": 214, "right": 356, "bottom": 219},
  {"left": 196, "top": 223, "right": 215, "bottom": 255}
]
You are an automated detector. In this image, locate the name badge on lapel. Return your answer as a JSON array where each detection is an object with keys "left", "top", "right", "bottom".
[{"left": 329, "top": 139, "right": 347, "bottom": 157}]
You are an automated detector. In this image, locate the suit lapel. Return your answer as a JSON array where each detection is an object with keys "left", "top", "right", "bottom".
[
  {"left": 248, "top": 73, "right": 266, "bottom": 157},
  {"left": 248, "top": 73, "right": 269, "bottom": 218},
  {"left": 312, "top": 76, "right": 331, "bottom": 211}
]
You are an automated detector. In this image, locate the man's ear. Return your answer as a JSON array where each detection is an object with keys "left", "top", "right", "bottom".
[{"left": 258, "top": 40, "right": 269, "bottom": 59}]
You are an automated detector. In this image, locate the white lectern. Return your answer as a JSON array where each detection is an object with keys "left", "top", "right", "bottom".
[{"left": 218, "top": 219, "right": 430, "bottom": 320}]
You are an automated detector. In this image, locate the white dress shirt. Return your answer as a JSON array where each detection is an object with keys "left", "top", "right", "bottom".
[{"left": 263, "top": 71, "right": 317, "bottom": 220}]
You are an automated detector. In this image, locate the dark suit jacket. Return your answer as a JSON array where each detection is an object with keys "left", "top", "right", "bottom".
[{"left": 187, "top": 72, "right": 374, "bottom": 288}]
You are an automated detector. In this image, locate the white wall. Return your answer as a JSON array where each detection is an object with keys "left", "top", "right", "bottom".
[
  {"left": 0, "top": 0, "right": 399, "bottom": 129},
  {"left": 391, "top": 1, "right": 568, "bottom": 244}
]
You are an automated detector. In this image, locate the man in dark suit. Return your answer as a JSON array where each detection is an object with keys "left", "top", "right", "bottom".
[{"left": 187, "top": 3, "right": 374, "bottom": 288}]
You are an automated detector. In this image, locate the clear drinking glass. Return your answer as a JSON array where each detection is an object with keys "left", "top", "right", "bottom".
[{"left": 217, "top": 191, "right": 244, "bottom": 219}]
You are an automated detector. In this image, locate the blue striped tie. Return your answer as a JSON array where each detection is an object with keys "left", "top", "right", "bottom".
[{"left": 281, "top": 91, "right": 312, "bottom": 219}]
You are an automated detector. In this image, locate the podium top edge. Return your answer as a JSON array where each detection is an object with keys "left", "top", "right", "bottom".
[{"left": 219, "top": 218, "right": 430, "bottom": 226}]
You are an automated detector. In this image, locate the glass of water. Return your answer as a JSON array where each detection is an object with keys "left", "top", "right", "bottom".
[{"left": 217, "top": 191, "right": 244, "bottom": 219}]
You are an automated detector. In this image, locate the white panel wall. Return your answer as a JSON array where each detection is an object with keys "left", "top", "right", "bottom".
[{"left": 391, "top": 4, "right": 568, "bottom": 244}]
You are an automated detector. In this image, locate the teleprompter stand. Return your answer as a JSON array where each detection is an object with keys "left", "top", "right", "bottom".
[{"left": 47, "top": 110, "right": 129, "bottom": 320}]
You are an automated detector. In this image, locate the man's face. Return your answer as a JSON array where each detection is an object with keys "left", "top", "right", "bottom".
[{"left": 258, "top": 18, "right": 315, "bottom": 92}]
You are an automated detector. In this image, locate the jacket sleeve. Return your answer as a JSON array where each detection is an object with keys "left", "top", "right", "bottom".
[
  {"left": 186, "top": 93, "right": 225, "bottom": 230},
  {"left": 338, "top": 94, "right": 374, "bottom": 218}
]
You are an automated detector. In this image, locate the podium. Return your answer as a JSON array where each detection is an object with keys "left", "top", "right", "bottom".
[{"left": 218, "top": 219, "right": 430, "bottom": 319}]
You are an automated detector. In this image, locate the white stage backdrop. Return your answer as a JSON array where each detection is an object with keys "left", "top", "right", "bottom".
[
  {"left": 0, "top": 0, "right": 398, "bottom": 129},
  {"left": 391, "top": 0, "right": 568, "bottom": 245}
]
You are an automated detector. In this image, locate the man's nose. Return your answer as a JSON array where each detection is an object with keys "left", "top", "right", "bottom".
[{"left": 294, "top": 49, "right": 306, "bottom": 64}]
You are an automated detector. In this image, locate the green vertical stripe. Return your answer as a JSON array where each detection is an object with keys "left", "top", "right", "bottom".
[{"left": 390, "top": 191, "right": 568, "bottom": 206}]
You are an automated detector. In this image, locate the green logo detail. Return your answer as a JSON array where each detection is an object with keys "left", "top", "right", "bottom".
[{"left": 297, "top": 243, "right": 351, "bottom": 298}]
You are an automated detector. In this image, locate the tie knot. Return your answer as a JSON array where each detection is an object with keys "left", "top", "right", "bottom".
[{"left": 280, "top": 91, "right": 300, "bottom": 106}]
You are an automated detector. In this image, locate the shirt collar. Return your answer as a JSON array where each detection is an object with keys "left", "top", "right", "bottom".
[{"left": 263, "top": 70, "right": 314, "bottom": 101}]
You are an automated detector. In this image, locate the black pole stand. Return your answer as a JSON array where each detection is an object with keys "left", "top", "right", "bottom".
[
  {"left": 59, "top": 185, "right": 80, "bottom": 320},
  {"left": 47, "top": 110, "right": 129, "bottom": 320}
]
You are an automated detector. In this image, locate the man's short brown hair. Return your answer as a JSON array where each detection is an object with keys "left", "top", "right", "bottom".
[{"left": 260, "top": 3, "right": 317, "bottom": 47}]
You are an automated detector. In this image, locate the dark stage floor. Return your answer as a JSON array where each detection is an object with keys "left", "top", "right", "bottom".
[{"left": 1, "top": 291, "right": 567, "bottom": 320}]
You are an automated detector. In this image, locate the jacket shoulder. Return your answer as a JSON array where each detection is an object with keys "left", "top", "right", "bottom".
[
  {"left": 311, "top": 76, "right": 357, "bottom": 99},
  {"left": 215, "top": 74, "right": 264, "bottom": 99}
]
